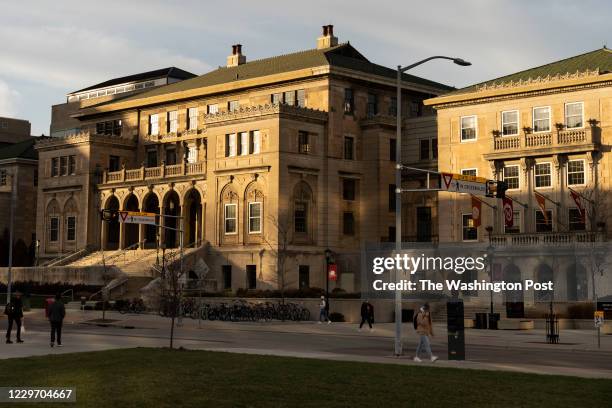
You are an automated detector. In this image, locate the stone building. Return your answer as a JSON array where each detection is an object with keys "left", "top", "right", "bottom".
[
  {"left": 0, "top": 116, "right": 32, "bottom": 146},
  {"left": 425, "top": 47, "right": 612, "bottom": 315},
  {"left": 37, "top": 26, "right": 451, "bottom": 292}
]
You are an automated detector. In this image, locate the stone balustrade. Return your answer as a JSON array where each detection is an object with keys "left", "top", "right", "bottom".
[
  {"left": 101, "top": 160, "right": 206, "bottom": 184},
  {"left": 491, "top": 231, "right": 605, "bottom": 246},
  {"left": 493, "top": 128, "right": 593, "bottom": 151}
]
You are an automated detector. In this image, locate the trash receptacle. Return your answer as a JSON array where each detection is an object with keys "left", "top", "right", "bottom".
[
  {"left": 401, "top": 309, "right": 414, "bottom": 323},
  {"left": 475, "top": 312, "right": 488, "bottom": 329},
  {"left": 488, "top": 313, "right": 500, "bottom": 330}
]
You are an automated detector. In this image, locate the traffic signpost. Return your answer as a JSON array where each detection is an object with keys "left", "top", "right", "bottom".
[
  {"left": 440, "top": 172, "right": 488, "bottom": 196},
  {"left": 595, "top": 310, "right": 604, "bottom": 349},
  {"left": 118, "top": 211, "right": 157, "bottom": 225}
]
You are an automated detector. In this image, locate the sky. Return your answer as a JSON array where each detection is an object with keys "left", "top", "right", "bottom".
[{"left": 0, "top": 0, "right": 610, "bottom": 136}]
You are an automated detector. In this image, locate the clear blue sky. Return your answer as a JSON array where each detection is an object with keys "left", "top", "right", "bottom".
[{"left": 0, "top": 0, "right": 610, "bottom": 135}]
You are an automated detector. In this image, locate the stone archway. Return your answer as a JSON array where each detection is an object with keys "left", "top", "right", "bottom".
[
  {"left": 104, "top": 196, "right": 120, "bottom": 250},
  {"left": 184, "top": 188, "right": 202, "bottom": 246},
  {"left": 503, "top": 264, "right": 524, "bottom": 318},
  {"left": 143, "top": 193, "right": 160, "bottom": 249},
  {"left": 566, "top": 263, "right": 588, "bottom": 301},
  {"left": 535, "top": 264, "right": 554, "bottom": 302},
  {"left": 163, "top": 190, "right": 181, "bottom": 249},
  {"left": 123, "top": 194, "right": 140, "bottom": 248}
]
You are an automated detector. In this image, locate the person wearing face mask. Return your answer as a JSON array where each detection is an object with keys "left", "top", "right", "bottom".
[{"left": 413, "top": 303, "right": 437, "bottom": 362}]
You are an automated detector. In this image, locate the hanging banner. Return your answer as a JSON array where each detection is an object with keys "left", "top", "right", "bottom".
[
  {"left": 471, "top": 196, "right": 482, "bottom": 228},
  {"left": 503, "top": 197, "right": 514, "bottom": 228},
  {"left": 327, "top": 264, "right": 338, "bottom": 281},
  {"left": 534, "top": 192, "right": 548, "bottom": 223},
  {"left": 570, "top": 190, "right": 586, "bottom": 222}
]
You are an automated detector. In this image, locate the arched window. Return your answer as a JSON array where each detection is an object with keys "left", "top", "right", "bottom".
[
  {"left": 292, "top": 181, "right": 315, "bottom": 244},
  {"left": 220, "top": 184, "right": 239, "bottom": 244},
  {"left": 535, "top": 264, "right": 554, "bottom": 302},
  {"left": 245, "top": 183, "right": 264, "bottom": 235},
  {"left": 63, "top": 197, "right": 78, "bottom": 243},
  {"left": 46, "top": 199, "right": 61, "bottom": 247}
]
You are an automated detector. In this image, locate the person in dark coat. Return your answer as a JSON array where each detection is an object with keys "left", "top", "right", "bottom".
[
  {"left": 48, "top": 293, "right": 66, "bottom": 347},
  {"left": 358, "top": 299, "right": 374, "bottom": 331},
  {"left": 4, "top": 292, "right": 24, "bottom": 344}
]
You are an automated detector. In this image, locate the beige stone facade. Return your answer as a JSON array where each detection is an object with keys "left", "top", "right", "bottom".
[{"left": 37, "top": 27, "right": 451, "bottom": 292}]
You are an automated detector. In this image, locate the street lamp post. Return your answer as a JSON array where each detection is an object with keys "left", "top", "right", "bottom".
[
  {"left": 486, "top": 225, "right": 494, "bottom": 315},
  {"left": 394, "top": 56, "right": 471, "bottom": 356},
  {"left": 6, "top": 168, "right": 18, "bottom": 304}
]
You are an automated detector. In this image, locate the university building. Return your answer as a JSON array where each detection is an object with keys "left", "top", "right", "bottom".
[
  {"left": 36, "top": 26, "right": 450, "bottom": 292},
  {"left": 425, "top": 47, "right": 612, "bottom": 314}
]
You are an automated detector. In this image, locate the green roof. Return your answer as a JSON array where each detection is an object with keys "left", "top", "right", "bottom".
[
  {"left": 448, "top": 47, "right": 612, "bottom": 96},
  {"left": 0, "top": 138, "right": 38, "bottom": 161},
  {"left": 92, "top": 43, "right": 452, "bottom": 108}
]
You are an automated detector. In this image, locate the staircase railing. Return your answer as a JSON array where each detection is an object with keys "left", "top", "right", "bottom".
[
  {"left": 104, "top": 240, "right": 146, "bottom": 265},
  {"left": 45, "top": 246, "right": 91, "bottom": 267}
]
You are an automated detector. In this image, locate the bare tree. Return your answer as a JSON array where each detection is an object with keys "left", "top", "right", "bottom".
[
  {"left": 159, "top": 249, "right": 187, "bottom": 349},
  {"left": 264, "top": 214, "right": 295, "bottom": 304}
]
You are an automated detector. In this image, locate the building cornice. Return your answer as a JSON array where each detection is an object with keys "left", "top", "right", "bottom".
[
  {"left": 35, "top": 132, "right": 137, "bottom": 151},
  {"left": 204, "top": 103, "right": 328, "bottom": 126},
  {"left": 425, "top": 72, "right": 612, "bottom": 109}
]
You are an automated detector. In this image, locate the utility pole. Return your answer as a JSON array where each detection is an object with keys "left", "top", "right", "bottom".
[{"left": 6, "top": 168, "right": 18, "bottom": 304}]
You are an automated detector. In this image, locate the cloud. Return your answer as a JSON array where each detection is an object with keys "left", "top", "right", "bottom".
[{"left": 0, "top": 80, "right": 21, "bottom": 117}]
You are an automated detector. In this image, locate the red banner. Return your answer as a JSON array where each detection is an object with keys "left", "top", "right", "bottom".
[
  {"left": 471, "top": 196, "right": 482, "bottom": 228},
  {"left": 503, "top": 197, "right": 514, "bottom": 228},
  {"left": 534, "top": 192, "right": 548, "bottom": 222},
  {"left": 570, "top": 190, "right": 585, "bottom": 222},
  {"left": 327, "top": 264, "right": 338, "bottom": 281}
]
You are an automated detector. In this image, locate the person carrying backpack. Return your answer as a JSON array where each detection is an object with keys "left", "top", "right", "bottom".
[
  {"left": 4, "top": 292, "right": 24, "bottom": 344},
  {"left": 413, "top": 303, "right": 437, "bottom": 362}
]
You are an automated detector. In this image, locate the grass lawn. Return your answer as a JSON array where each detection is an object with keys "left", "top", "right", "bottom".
[{"left": 0, "top": 348, "right": 610, "bottom": 408}]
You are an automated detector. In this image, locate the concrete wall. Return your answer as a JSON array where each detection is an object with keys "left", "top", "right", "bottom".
[{"left": 0, "top": 265, "right": 120, "bottom": 286}]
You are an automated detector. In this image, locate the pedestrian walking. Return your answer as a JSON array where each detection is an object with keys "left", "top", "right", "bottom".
[
  {"left": 413, "top": 303, "right": 437, "bottom": 362},
  {"left": 358, "top": 299, "right": 374, "bottom": 331},
  {"left": 318, "top": 295, "right": 331, "bottom": 324},
  {"left": 4, "top": 292, "right": 24, "bottom": 344},
  {"left": 48, "top": 293, "right": 66, "bottom": 347}
]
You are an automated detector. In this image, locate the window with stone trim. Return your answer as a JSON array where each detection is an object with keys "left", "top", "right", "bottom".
[
  {"left": 248, "top": 202, "right": 262, "bottom": 234},
  {"left": 66, "top": 216, "right": 76, "bottom": 241},
  {"left": 535, "top": 163, "right": 551, "bottom": 188},
  {"left": 224, "top": 203, "right": 237, "bottom": 234},
  {"left": 149, "top": 114, "right": 159, "bottom": 136},
  {"left": 503, "top": 165, "right": 520, "bottom": 190},
  {"left": 567, "top": 159, "right": 585, "bottom": 186},
  {"left": 187, "top": 107, "right": 198, "bottom": 130}
]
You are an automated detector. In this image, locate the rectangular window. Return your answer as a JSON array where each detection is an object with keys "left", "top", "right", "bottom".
[
  {"left": 239, "top": 132, "right": 249, "bottom": 156},
  {"left": 246, "top": 265, "right": 257, "bottom": 290},
  {"left": 51, "top": 158, "right": 59, "bottom": 177},
  {"left": 462, "top": 214, "right": 478, "bottom": 241},
  {"left": 66, "top": 216, "right": 76, "bottom": 241},
  {"left": 567, "top": 159, "right": 585, "bottom": 186},
  {"left": 68, "top": 155, "right": 76, "bottom": 175},
  {"left": 187, "top": 107, "right": 198, "bottom": 130},
  {"left": 96, "top": 122, "right": 104, "bottom": 135},
  {"left": 109, "top": 155, "right": 120, "bottom": 172},
  {"left": 410, "top": 101, "right": 421, "bottom": 116},
  {"left": 146, "top": 149, "right": 158, "bottom": 168},
  {"left": 149, "top": 114, "right": 159, "bottom": 136},
  {"left": 535, "top": 163, "right": 551, "bottom": 188},
  {"left": 504, "top": 211, "right": 521, "bottom": 234},
  {"left": 224, "top": 203, "right": 237, "bottom": 234},
  {"left": 298, "top": 131, "right": 309, "bottom": 154},
  {"left": 432, "top": 138, "right": 438, "bottom": 159},
  {"left": 271, "top": 93, "right": 281, "bottom": 104},
  {"left": 283, "top": 91, "right": 295, "bottom": 106},
  {"left": 389, "top": 139, "right": 396, "bottom": 161},
  {"left": 344, "top": 88, "right": 354, "bottom": 113},
  {"left": 165, "top": 148, "right": 176, "bottom": 165},
  {"left": 296, "top": 89, "right": 305, "bottom": 107},
  {"left": 460, "top": 116, "right": 477, "bottom": 141},
  {"left": 343, "top": 212, "right": 355, "bottom": 235},
  {"left": 342, "top": 178, "right": 356, "bottom": 201},
  {"left": 228, "top": 100, "right": 239, "bottom": 112},
  {"left": 533, "top": 107, "right": 551, "bottom": 132},
  {"left": 222, "top": 265, "right": 232, "bottom": 290},
  {"left": 389, "top": 184, "right": 396, "bottom": 212},
  {"left": 0, "top": 170, "right": 6, "bottom": 185},
  {"left": 250, "top": 130, "right": 261, "bottom": 154},
  {"left": 502, "top": 110, "right": 519, "bottom": 136},
  {"left": 60, "top": 156, "right": 68, "bottom": 176},
  {"left": 207, "top": 104, "right": 218, "bottom": 114},
  {"left": 419, "top": 139, "right": 430, "bottom": 160},
  {"left": 568, "top": 208, "right": 586, "bottom": 231},
  {"left": 294, "top": 202, "right": 307, "bottom": 233},
  {"left": 49, "top": 217, "right": 59, "bottom": 242},
  {"left": 112, "top": 119, "right": 122, "bottom": 136},
  {"left": 225, "top": 133, "right": 237, "bottom": 157},
  {"left": 565, "top": 102, "right": 583, "bottom": 129},
  {"left": 344, "top": 136, "right": 354, "bottom": 160},
  {"left": 367, "top": 93, "right": 378, "bottom": 118},
  {"left": 248, "top": 202, "right": 262, "bottom": 233},
  {"left": 461, "top": 168, "right": 477, "bottom": 177},
  {"left": 389, "top": 97, "right": 397, "bottom": 116},
  {"left": 503, "top": 165, "right": 520, "bottom": 190},
  {"left": 298, "top": 265, "right": 310, "bottom": 289},
  {"left": 187, "top": 145, "right": 198, "bottom": 164},
  {"left": 167, "top": 110, "right": 178, "bottom": 133},
  {"left": 535, "top": 210, "right": 553, "bottom": 232}
]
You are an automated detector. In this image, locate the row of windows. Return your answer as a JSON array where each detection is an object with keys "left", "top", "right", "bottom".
[
  {"left": 460, "top": 102, "right": 584, "bottom": 141},
  {"left": 51, "top": 156, "right": 76, "bottom": 177},
  {"left": 224, "top": 202, "right": 262, "bottom": 234},
  {"left": 343, "top": 89, "right": 421, "bottom": 117},
  {"left": 271, "top": 89, "right": 305, "bottom": 107},
  {"left": 145, "top": 144, "right": 199, "bottom": 167},
  {"left": 225, "top": 131, "right": 261, "bottom": 157},
  {"left": 95, "top": 120, "right": 122, "bottom": 136},
  {"left": 48, "top": 216, "right": 77, "bottom": 242},
  {"left": 461, "top": 159, "right": 586, "bottom": 189},
  {"left": 462, "top": 208, "right": 586, "bottom": 241},
  {"left": 220, "top": 264, "right": 313, "bottom": 290},
  {"left": 147, "top": 103, "right": 237, "bottom": 136},
  {"left": 69, "top": 80, "right": 156, "bottom": 102},
  {"left": 0, "top": 169, "right": 6, "bottom": 186}
]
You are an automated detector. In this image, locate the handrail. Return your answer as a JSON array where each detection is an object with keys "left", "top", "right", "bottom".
[
  {"left": 104, "top": 240, "right": 146, "bottom": 264},
  {"left": 45, "top": 247, "right": 89, "bottom": 267},
  {"left": 61, "top": 289, "right": 74, "bottom": 303},
  {"left": 89, "top": 275, "right": 129, "bottom": 301}
]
